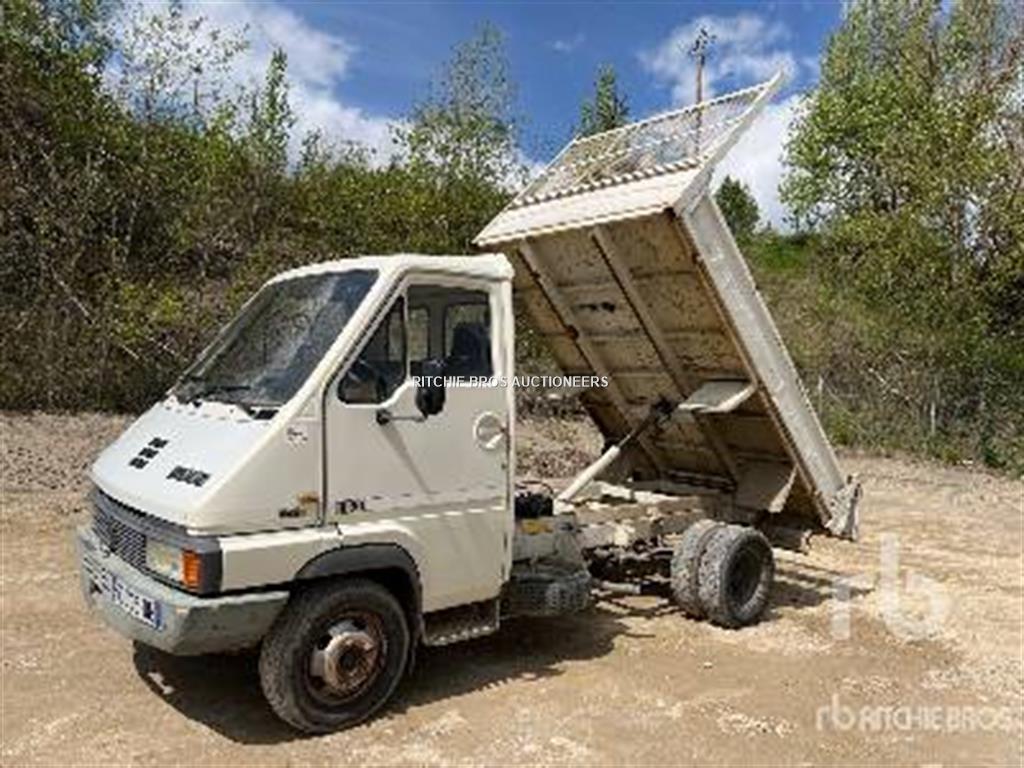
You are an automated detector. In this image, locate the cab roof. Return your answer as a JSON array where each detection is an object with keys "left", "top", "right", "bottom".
[{"left": 269, "top": 253, "right": 513, "bottom": 285}]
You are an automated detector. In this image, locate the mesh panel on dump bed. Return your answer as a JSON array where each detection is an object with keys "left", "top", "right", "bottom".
[
  {"left": 476, "top": 74, "right": 860, "bottom": 538},
  {"left": 513, "top": 83, "right": 765, "bottom": 209}
]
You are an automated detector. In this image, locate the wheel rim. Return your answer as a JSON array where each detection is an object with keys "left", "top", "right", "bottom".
[
  {"left": 727, "top": 546, "right": 764, "bottom": 608},
  {"left": 307, "top": 611, "right": 386, "bottom": 704}
]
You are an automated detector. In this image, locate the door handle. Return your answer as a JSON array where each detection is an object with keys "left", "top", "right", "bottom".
[
  {"left": 376, "top": 407, "right": 425, "bottom": 425},
  {"left": 473, "top": 411, "right": 506, "bottom": 451}
]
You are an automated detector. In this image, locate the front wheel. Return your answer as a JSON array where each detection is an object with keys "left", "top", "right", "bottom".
[{"left": 259, "top": 579, "right": 410, "bottom": 733}]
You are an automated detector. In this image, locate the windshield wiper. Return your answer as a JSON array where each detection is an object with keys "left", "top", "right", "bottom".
[
  {"left": 191, "top": 382, "right": 251, "bottom": 401},
  {"left": 233, "top": 400, "right": 279, "bottom": 419},
  {"left": 189, "top": 383, "right": 280, "bottom": 418}
]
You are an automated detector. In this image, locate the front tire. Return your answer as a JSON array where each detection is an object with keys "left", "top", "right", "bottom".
[{"left": 259, "top": 578, "right": 410, "bottom": 733}]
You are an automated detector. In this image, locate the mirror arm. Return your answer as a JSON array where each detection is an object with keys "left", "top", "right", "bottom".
[{"left": 376, "top": 408, "right": 426, "bottom": 426}]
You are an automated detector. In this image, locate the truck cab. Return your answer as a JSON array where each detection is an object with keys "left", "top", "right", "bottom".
[{"left": 79, "top": 254, "right": 518, "bottom": 731}]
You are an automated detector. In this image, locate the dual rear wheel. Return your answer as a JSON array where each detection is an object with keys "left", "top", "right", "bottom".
[{"left": 670, "top": 522, "right": 775, "bottom": 628}]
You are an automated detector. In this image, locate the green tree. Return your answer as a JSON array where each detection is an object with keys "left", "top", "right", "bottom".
[
  {"left": 398, "top": 24, "right": 519, "bottom": 186},
  {"left": 578, "top": 64, "right": 629, "bottom": 136},
  {"left": 395, "top": 24, "right": 520, "bottom": 250},
  {"left": 113, "top": 0, "right": 247, "bottom": 125},
  {"left": 1, "top": 0, "right": 274, "bottom": 409},
  {"left": 246, "top": 49, "right": 294, "bottom": 173},
  {"left": 715, "top": 176, "right": 760, "bottom": 241},
  {"left": 782, "top": 0, "right": 1022, "bottom": 322},
  {"left": 781, "top": 0, "right": 1024, "bottom": 469}
]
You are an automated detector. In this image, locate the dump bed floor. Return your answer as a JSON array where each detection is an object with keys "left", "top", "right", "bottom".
[{"left": 476, "top": 76, "right": 859, "bottom": 537}]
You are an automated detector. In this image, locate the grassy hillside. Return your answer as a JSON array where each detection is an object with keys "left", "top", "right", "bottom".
[{"left": 744, "top": 233, "right": 1022, "bottom": 473}]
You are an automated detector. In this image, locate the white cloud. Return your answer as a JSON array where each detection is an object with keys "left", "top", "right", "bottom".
[
  {"left": 639, "top": 14, "right": 796, "bottom": 104},
  {"left": 640, "top": 14, "right": 803, "bottom": 228},
  {"left": 194, "top": 2, "right": 355, "bottom": 89},
  {"left": 713, "top": 94, "right": 800, "bottom": 229},
  {"left": 550, "top": 33, "right": 585, "bottom": 54},
  {"left": 291, "top": 90, "right": 397, "bottom": 159}
]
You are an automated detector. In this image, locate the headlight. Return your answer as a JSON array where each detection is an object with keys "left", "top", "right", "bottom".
[
  {"left": 146, "top": 540, "right": 183, "bottom": 581},
  {"left": 146, "top": 540, "right": 201, "bottom": 589}
]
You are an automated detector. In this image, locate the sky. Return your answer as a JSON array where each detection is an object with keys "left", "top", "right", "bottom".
[{"left": 153, "top": 1, "right": 847, "bottom": 228}]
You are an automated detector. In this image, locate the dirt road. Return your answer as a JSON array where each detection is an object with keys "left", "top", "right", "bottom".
[{"left": 2, "top": 413, "right": 1021, "bottom": 766}]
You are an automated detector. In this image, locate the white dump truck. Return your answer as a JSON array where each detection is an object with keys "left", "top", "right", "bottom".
[{"left": 77, "top": 75, "right": 860, "bottom": 733}]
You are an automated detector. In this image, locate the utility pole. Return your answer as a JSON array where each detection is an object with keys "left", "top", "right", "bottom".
[
  {"left": 688, "top": 26, "right": 715, "bottom": 154},
  {"left": 689, "top": 26, "right": 715, "bottom": 104}
]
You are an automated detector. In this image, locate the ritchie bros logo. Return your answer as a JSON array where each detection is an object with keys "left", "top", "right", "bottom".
[{"left": 412, "top": 375, "right": 609, "bottom": 389}]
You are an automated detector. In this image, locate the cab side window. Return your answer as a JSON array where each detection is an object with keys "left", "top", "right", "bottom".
[
  {"left": 407, "top": 306, "right": 430, "bottom": 377},
  {"left": 444, "top": 298, "right": 491, "bottom": 377},
  {"left": 338, "top": 298, "right": 406, "bottom": 404},
  {"left": 407, "top": 286, "right": 492, "bottom": 379}
]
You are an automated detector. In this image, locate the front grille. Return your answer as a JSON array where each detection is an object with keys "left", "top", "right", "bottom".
[
  {"left": 89, "top": 488, "right": 222, "bottom": 595},
  {"left": 92, "top": 494, "right": 147, "bottom": 570}
]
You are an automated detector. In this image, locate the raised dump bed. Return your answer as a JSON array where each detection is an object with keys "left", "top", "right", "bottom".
[{"left": 476, "top": 74, "right": 860, "bottom": 539}]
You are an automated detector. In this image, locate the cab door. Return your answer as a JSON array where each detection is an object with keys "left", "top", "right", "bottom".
[{"left": 323, "top": 275, "right": 512, "bottom": 612}]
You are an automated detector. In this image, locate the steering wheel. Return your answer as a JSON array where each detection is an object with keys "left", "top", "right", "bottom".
[{"left": 346, "top": 358, "right": 389, "bottom": 401}]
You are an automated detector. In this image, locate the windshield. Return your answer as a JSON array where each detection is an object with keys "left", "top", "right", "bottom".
[{"left": 174, "top": 270, "right": 377, "bottom": 409}]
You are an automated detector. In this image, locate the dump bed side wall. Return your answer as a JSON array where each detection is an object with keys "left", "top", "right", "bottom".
[{"left": 680, "top": 193, "right": 845, "bottom": 502}]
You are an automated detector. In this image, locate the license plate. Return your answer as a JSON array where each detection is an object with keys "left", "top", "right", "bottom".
[{"left": 97, "top": 568, "right": 163, "bottom": 630}]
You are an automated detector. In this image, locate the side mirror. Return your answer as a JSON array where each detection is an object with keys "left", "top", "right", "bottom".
[{"left": 415, "top": 359, "right": 446, "bottom": 418}]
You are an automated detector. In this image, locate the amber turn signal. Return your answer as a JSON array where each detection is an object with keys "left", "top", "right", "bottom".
[{"left": 182, "top": 549, "right": 202, "bottom": 590}]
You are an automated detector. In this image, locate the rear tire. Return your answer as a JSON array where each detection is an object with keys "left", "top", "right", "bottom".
[
  {"left": 697, "top": 525, "right": 774, "bottom": 628},
  {"left": 670, "top": 519, "right": 724, "bottom": 618},
  {"left": 259, "top": 578, "right": 410, "bottom": 733}
]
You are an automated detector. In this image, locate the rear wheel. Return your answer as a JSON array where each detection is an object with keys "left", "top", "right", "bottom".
[
  {"left": 670, "top": 519, "right": 724, "bottom": 618},
  {"left": 258, "top": 579, "right": 410, "bottom": 733},
  {"left": 697, "top": 524, "right": 774, "bottom": 628}
]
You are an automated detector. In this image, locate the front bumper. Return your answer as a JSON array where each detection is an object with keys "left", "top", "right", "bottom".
[{"left": 77, "top": 525, "right": 289, "bottom": 655}]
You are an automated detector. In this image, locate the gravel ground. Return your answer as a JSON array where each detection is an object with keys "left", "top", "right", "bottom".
[{"left": 1, "top": 411, "right": 1022, "bottom": 766}]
